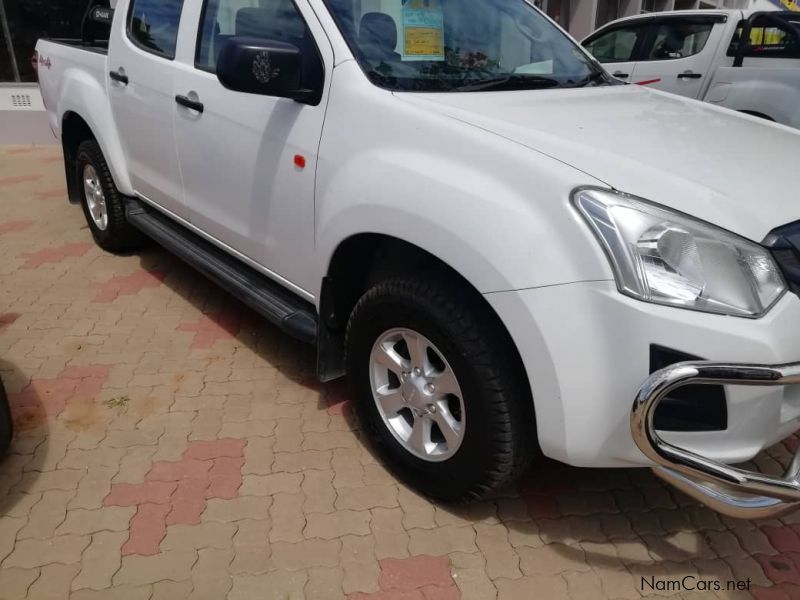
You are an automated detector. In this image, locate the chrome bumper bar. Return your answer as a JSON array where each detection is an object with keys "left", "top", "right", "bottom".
[{"left": 631, "top": 361, "right": 800, "bottom": 519}]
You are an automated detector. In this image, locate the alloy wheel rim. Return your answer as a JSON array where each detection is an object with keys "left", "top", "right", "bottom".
[
  {"left": 369, "top": 328, "right": 466, "bottom": 462},
  {"left": 83, "top": 164, "right": 108, "bottom": 231}
]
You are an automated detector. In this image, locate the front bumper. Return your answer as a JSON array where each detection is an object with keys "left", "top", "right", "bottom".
[
  {"left": 485, "top": 281, "right": 800, "bottom": 467},
  {"left": 633, "top": 361, "right": 800, "bottom": 518}
]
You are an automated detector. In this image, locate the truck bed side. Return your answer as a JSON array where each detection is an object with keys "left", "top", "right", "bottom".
[
  {"left": 704, "top": 66, "right": 800, "bottom": 129},
  {"left": 36, "top": 38, "right": 133, "bottom": 201}
]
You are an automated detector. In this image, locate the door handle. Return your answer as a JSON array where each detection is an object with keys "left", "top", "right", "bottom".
[
  {"left": 677, "top": 72, "right": 702, "bottom": 79},
  {"left": 175, "top": 94, "right": 204, "bottom": 113},
  {"left": 613, "top": 71, "right": 629, "bottom": 79},
  {"left": 109, "top": 69, "right": 128, "bottom": 85}
]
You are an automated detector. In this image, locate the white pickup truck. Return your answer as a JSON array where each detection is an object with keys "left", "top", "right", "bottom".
[
  {"left": 583, "top": 9, "right": 800, "bottom": 128},
  {"left": 37, "top": 0, "right": 800, "bottom": 517}
]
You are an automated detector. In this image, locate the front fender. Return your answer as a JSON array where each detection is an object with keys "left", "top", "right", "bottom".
[{"left": 315, "top": 144, "right": 612, "bottom": 298}]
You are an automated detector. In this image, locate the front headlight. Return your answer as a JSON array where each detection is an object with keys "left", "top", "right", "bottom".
[{"left": 573, "top": 188, "right": 786, "bottom": 318}]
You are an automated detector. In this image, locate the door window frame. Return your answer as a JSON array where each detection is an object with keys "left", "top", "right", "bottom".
[
  {"left": 728, "top": 13, "right": 800, "bottom": 62},
  {"left": 583, "top": 20, "right": 651, "bottom": 62},
  {"left": 126, "top": 0, "right": 186, "bottom": 60},
  {"left": 193, "top": 0, "right": 324, "bottom": 75},
  {"left": 584, "top": 13, "right": 727, "bottom": 64},
  {"left": 638, "top": 16, "right": 720, "bottom": 62}
]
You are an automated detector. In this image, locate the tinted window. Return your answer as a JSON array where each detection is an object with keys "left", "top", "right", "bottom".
[
  {"left": 196, "top": 0, "right": 312, "bottom": 71},
  {"left": 727, "top": 16, "right": 800, "bottom": 59},
  {"left": 1, "top": 0, "right": 95, "bottom": 83},
  {"left": 584, "top": 25, "right": 645, "bottom": 63},
  {"left": 645, "top": 21, "right": 713, "bottom": 61},
  {"left": 127, "top": 0, "right": 184, "bottom": 59}
]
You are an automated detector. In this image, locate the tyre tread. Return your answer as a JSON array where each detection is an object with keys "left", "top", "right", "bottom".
[
  {"left": 76, "top": 140, "right": 145, "bottom": 254},
  {"left": 346, "top": 275, "right": 535, "bottom": 502}
]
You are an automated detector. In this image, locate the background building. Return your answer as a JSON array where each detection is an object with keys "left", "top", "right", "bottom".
[
  {"left": 0, "top": 0, "right": 796, "bottom": 143},
  {"left": 0, "top": 0, "right": 100, "bottom": 142}
]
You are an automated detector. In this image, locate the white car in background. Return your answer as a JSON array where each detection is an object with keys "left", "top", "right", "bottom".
[{"left": 583, "top": 9, "right": 800, "bottom": 127}]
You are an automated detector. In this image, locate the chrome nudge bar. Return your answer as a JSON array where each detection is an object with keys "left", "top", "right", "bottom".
[{"left": 631, "top": 361, "right": 800, "bottom": 519}]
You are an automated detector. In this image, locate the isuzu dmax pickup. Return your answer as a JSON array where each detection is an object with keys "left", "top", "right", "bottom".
[{"left": 37, "top": 0, "right": 800, "bottom": 517}]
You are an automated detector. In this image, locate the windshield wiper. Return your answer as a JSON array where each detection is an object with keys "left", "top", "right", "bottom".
[
  {"left": 451, "top": 74, "right": 561, "bottom": 92},
  {"left": 574, "top": 70, "right": 612, "bottom": 87}
]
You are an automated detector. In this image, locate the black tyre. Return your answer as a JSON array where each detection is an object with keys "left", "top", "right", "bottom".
[
  {"left": 0, "top": 378, "right": 12, "bottom": 457},
  {"left": 346, "top": 276, "right": 535, "bottom": 502},
  {"left": 76, "top": 140, "right": 145, "bottom": 254}
]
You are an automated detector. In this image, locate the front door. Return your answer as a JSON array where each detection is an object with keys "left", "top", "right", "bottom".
[
  {"left": 108, "top": 0, "right": 187, "bottom": 218},
  {"left": 171, "top": 0, "right": 330, "bottom": 294}
]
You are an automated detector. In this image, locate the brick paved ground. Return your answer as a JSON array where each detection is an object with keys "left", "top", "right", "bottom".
[{"left": 1, "top": 144, "right": 800, "bottom": 600}]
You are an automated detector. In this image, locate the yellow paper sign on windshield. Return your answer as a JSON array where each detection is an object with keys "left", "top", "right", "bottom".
[{"left": 402, "top": 0, "right": 445, "bottom": 61}]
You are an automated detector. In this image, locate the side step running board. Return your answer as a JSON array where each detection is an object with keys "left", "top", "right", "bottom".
[{"left": 125, "top": 198, "right": 317, "bottom": 345}]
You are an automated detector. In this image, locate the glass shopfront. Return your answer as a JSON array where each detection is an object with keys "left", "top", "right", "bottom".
[{"left": 0, "top": 0, "right": 93, "bottom": 83}]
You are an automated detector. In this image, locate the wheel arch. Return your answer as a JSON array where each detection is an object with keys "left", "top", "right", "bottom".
[
  {"left": 61, "top": 111, "right": 98, "bottom": 204},
  {"left": 317, "top": 233, "right": 537, "bottom": 440},
  {"left": 56, "top": 68, "right": 134, "bottom": 201}
]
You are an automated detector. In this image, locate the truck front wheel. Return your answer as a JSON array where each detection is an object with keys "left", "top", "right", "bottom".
[
  {"left": 345, "top": 276, "right": 534, "bottom": 502},
  {"left": 76, "top": 140, "right": 145, "bottom": 254}
]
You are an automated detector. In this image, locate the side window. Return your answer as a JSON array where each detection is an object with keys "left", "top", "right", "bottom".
[
  {"left": 127, "top": 0, "right": 185, "bottom": 59},
  {"left": 645, "top": 21, "right": 713, "bottom": 61},
  {"left": 583, "top": 25, "right": 645, "bottom": 63},
  {"left": 196, "top": 0, "right": 313, "bottom": 72},
  {"left": 728, "top": 17, "right": 800, "bottom": 59}
]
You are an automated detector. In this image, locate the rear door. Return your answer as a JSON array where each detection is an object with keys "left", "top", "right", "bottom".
[
  {"left": 583, "top": 19, "right": 650, "bottom": 83},
  {"left": 108, "top": 0, "right": 187, "bottom": 218},
  {"left": 630, "top": 15, "right": 727, "bottom": 98}
]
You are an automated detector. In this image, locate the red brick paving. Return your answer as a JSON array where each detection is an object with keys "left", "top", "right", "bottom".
[
  {"left": 764, "top": 526, "right": 800, "bottom": 553},
  {"left": 4, "top": 145, "right": 800, "bottom": 599},
  {"left": 756, "top": 554, "right": 800, "bottom": 586},
  {"left": 17, "top": 241, "right": 92, "bottom": 269},
  {"left": 351, "top": 555, "right": 460, "bottom": 600},
  {"left": 104, "top": 481, "right": 178, "bottom": 507},
  {"left": 0, "top": 174, "right": 41, "bottom": 186},
  {"left": 104, "top": 438, "right": 246, "bottom": 556},
  {"left": 7, "top": 147, "right": 48, "bottom": 155},
  {"left": 176, "top": 311, "right": 243, "bottom": 349},
  {"left": 35, "top": 187, "right": 68, "bottom": 200},
  {"left": 92, "top": 269, "right": 167, "bottom": 302},
  {"left": 8, "top": 364, "right": 111, "bottom": 430},
  {"left": 123, "top": 503, "right": 171, "bottom": 556},
  {"left": 0, "top": 220, "right": 33, "bottom": 235}
]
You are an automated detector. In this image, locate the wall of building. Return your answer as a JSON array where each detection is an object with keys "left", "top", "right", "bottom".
[{"left": 0, "top": 0, "right": 94, "bottom": 84}]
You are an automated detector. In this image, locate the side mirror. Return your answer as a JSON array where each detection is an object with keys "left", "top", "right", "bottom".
[{"left": 216, "top": 37, "right": 315, "bottom": 103}]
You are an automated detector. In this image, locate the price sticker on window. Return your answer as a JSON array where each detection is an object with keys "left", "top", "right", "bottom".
[{"left": 402, "top": 0, "right": 445, "bottom": 61}]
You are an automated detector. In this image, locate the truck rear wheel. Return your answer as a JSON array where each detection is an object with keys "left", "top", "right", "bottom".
[
  {"left": 76, "top": 140, "right": 145, "bottom": 254},
  {"left": 345, "top": 276, "right": 534, "bottom": 502}
]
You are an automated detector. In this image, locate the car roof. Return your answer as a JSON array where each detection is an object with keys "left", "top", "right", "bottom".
[{"left": 588, "top": 8, "right": 741, "bottom": 30}]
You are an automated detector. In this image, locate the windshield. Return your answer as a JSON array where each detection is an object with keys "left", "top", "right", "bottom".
[{"left": 323, "top": 0, "right": 610, "bottom": 92}]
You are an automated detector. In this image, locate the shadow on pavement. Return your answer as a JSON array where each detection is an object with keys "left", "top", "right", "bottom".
[{"left": 0, "top": 357, "right": 49, "bottom": 515}]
